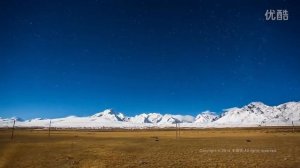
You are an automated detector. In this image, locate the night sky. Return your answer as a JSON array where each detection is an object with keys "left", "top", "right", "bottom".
[{"left": 1, "top": 0, "right": 300, "bottom": 119}]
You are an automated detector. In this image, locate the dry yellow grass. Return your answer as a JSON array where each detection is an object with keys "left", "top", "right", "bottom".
[{"left": 0, "top": 127, "right": 299, "bottom": 168}]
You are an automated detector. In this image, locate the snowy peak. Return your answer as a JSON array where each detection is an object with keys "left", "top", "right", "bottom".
[
  {"left": 91, "top": 109, "right": 126, "bottom": 121},
  {"left": 129, "top": 113, "right": 194, "bottom": 124},
  {"left": 160, "top": 114, "right": 180, "bottom": 124},
  {"left": 91, "top": 109, "right": 114, "bottom": 117},
  {"left": 276, "top": 101, "right": 300, "bottom": 112},
  {"left": 215, "top": 101, "right": 300, "bottom": 125},
  {"left": 247, "top": 102, "right": 267, "bottom": 107},
  {"left": 147, "top": 113, "right": 163, "bottom": 123},
  {"left": 129, "top": 113, "right": 150, "bottom": 123},
  {"left": 242, "top": 102, "right": 271, "bottom": 114},
  {"left": 129, "top": 113, "right": 163, "bottom": 124},
  {"left": 195, "top": 111, "right": 218, "bottom": 123}
]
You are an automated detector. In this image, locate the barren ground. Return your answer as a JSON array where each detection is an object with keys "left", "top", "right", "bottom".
[{"left": 0, "top": 127, "right": 299, "bottom": 168}]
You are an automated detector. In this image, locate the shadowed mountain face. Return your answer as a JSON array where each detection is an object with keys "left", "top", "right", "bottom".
[{"left": 0, "top": 102, "right": 299, "bottom": 128}]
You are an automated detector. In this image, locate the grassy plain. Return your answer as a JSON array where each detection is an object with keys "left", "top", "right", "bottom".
[{"left": 0, "top": 127, "right": 299, "bottom": 168}]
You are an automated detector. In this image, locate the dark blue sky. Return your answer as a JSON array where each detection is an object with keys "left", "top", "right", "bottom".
[{"left": 1, "top": 0, "right": 300, "bottom": 119}]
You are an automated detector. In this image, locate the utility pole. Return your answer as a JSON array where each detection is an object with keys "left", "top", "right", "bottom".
[
  {"left": 48, "top": 120, "right": 52, "bottom": 137},
  {"left": 175, "top": 122, "right": 181, "bottom": 139},
  {"left": 292, "top": 121, "right": 294, "bottom": 133},
  {"left": 11, "top": 119, "right": 16, "bottom": 140},
  {"left": 175, "top": 123, "right": 178, "bottom": 139},
  {"left": 178, "top": 123, "right": 180, "bottom": 138}
]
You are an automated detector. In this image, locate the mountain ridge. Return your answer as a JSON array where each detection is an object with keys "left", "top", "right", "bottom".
[{"left": 1, "top": 101, "right": 299, "bottom": 128}]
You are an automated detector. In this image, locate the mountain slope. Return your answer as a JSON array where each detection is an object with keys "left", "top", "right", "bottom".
[{"left": 214, "top": 102, "right": 300, "bottom": 126}]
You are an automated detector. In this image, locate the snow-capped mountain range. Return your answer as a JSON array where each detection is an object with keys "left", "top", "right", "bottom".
[{"left": 1, "top": 101, "right": 299, "bottom": 128}]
